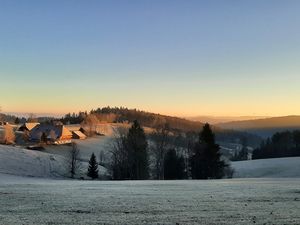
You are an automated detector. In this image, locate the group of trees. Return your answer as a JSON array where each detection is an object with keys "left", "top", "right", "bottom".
[
  {"left": 111, "top": 120, "right": 149, "bottom": 180},
  {"left": 61, "top": 111, "right": 88, "bottom": 124},
  {"left": 67, "top": 142, "right": 99, "bottom": 179},
  {"left": 111, "top": 120, "right": 230, "bottom": 180},
  {"left": 253, "top": 130, "right": 300, "bottom": 159}
]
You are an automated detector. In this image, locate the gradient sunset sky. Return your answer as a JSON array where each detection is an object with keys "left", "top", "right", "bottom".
[{"left": 1, "top": 1, "right": 300, "bottom": 117}]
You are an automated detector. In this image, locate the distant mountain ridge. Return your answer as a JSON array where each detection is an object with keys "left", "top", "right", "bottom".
[
  {"left": 188, "top": 115, "right": 269, "bottom": 124},
  {"left": 217, "top": 115, "right": 300, "bottom": 138}
]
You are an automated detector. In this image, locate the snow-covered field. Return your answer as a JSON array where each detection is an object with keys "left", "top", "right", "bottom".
[
  {"left": 0, "top": 145, "right": 107, "bottom": 178},
  {"left": 0, "top": 145, "right": 68, "bottom": 177},
  {"left": 0, "top": 175, "right": 299, "bottom": 225},
  {"left": 44, "top": 136, "right": 112, "bottom": 163},
  {"left": 1, "top": 144, "right": 300, "bottom": 224},
  {"left": 232, "top": 157, "right": 300, "bottom": 178}
]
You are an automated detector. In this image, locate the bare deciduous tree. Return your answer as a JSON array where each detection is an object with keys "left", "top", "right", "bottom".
[
  {"left": 2, "top": 124, "right": 16, "bottom": 145},
  {"left": 97, "top": 113, "right": 117, "bottom": 123},
  {"left": 67, "top": 142, "right": 81, "bottom": 178},
  {"left": 150, "top": 123, "right": 171, "bottom": 180},
  {"left": 81, "top": 114, "right": 99, "bottom": 136},
  {"left": 99, "top": 150, "right": 105, "bottom": 166},
  {"left": 109, "top": 127, "right": 129, "bottom": 179},
  {"left": 27, "top": 113, "right": 38, "bottom": 123}
]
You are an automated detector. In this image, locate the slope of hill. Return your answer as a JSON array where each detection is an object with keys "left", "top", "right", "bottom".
[
  {"left": 232, "top": 157, "right": 300, "bottom": 178},
  {"left": 217, "top": 115, "right": 300, "bottom": 138},
  {"left": 0, "top": 145, "right": 106, "bottom": 178},
  {"left": 0, "top": 145, "right": 67, "bottom": 177}
]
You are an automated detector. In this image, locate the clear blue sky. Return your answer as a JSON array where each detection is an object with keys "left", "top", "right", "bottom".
[{"left": 1, "top": 1, "right": 300, "bottom": 116}]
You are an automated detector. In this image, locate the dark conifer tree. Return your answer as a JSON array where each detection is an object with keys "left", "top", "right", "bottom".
[
  {"left": 126, "top": 120, "right": 149, "bottom": 179},
  {"left": 177, "top": 155, "right": 186, "bottom": 179},
  {"left": 164, "top": 149, "right": 178, "bottom": 179},
  {"left": 164, "top": 149, "right": 186, "bottom": 180},
  {"left": 87, "top": 153, "right": 99, "bottom": 179},
  {"left": 191, "top": 123, "right": 227, "bottom": 179}
]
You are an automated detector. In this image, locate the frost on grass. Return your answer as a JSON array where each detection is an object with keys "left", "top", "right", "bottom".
[{"left": 0, "top": 176, "right": 300, "bottom": 225}]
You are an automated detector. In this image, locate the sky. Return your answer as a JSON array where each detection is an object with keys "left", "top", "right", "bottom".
[{"left": 0, "top": 0, "right": 300, "bottom": 117}]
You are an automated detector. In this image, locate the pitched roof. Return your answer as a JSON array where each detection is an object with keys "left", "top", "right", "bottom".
[
  {"left": 30, "top": 124, "right": 72, "bottom": 140},
  {"left": 61, "top": 125, "right": 73, "bottom": 137},
  {"left": 65, "top": 124, "right": 81, "bottom": 132},
  {"left": 19, "top": 123, "right": 40, "bottom": 131},
  {"left": 72, "top": 130, "right": 87, "bottom": 139}
]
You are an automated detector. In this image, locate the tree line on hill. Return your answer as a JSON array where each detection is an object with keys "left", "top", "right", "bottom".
[
  {"left": 0, "top": 112, "right": 59, "bottom": 125},
  {"left": 252, "top": 130, "right": 300, "bottom": 159},
  {"left": 67, "top": 142, "right": 99, "bottom": 180}
]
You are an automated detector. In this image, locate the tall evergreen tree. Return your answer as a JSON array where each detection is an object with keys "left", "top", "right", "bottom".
[
  {"left": 191, "top": 123, "right": 227, "bottom": 179},
  {"left": 164, "top": 149, "right": 186, "bottom": 180},
  {"left": 126, "top": 120, "right": 149, "bottom": 179},
  {"left": 87, "top": 153, "right": 98, "bottom": 179},
  {"left": 164, "top": 149, "right": 178, "bottom": 180}
]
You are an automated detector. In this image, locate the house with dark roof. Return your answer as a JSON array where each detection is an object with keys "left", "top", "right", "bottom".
[{"left": 29, "top": 124, "right": 73, "bottom": 144}]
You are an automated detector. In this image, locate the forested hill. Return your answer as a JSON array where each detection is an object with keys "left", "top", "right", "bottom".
[
  {"left": 93, "top": 107, "right": 206, "bottom": 132},
  {"left": 63, "top": 107, "right": 262, "bottom": 147}
]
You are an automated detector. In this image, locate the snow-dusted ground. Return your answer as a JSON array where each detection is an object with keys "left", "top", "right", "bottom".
[
  {"left": 0, "top": 145, "right": 106, "bottom": 178},
  {"left": 1, "top": 144, "right": 300, "bottom": 224},
  {"left": 0, "top": 174, "right": 299, "bottom": 225},
  {"left": 2, "top": 143, "right": 300, "bottom": 179},
  {"left": 0, "top": 145, "right": 68, "bottom": 177},
  {"left": 44, "top": 136, "right": 112, "bottom": 162},
  {"left": 232, "top": 157, "right": 300, "bottom": 178}
]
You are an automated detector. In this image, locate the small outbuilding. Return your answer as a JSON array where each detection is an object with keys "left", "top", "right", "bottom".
[{"left": 72, "top": 130, "right": 87, "bottom": 140}]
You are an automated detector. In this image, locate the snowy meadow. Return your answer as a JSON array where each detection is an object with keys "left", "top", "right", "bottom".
[{"left": 0, "top": 175, "right": 300, "bottom": 225}]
